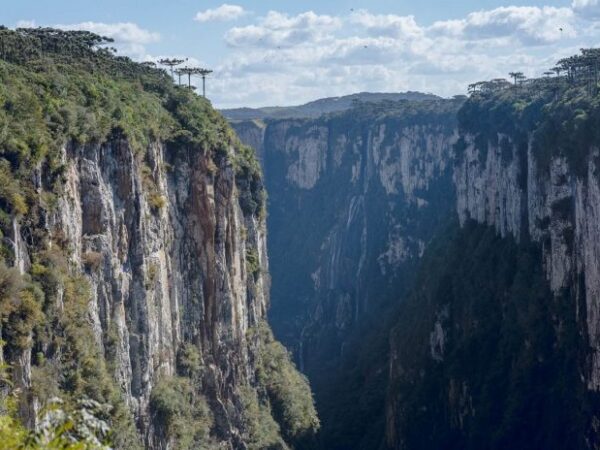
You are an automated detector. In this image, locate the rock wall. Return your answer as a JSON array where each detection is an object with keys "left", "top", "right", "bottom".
[
  {"left": 233, "top": 105, "right": 459, "bottom": 374},
  {"left": 8, "top": 135, "right": 270, "bottom": 448},
  {"left": 383, "top": 93, "right": 600, "bottom": 450},
  {"left": 454, "top": 133, "right": 600, "bottom": 390},
  {"left": 232, "top": 100, "right": 461, "bottom": 448}
]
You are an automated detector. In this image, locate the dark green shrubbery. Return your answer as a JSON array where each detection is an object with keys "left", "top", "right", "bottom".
[
  {"left": 387, "top": 221, "right": 593, "bottom": 450},
  {"left": 0, "top": 393, "right": 115, "bottom": 449},
  {"left": 239, "top": 384, "right": 286, "bottom": 450},
  {"left": 0, "top": 27, "right": 265, "bottom": 228}
]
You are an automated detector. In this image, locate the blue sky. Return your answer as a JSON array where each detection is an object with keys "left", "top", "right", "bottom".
[{"left": 5, "top": 0, "right": 600, "bottom": 107}]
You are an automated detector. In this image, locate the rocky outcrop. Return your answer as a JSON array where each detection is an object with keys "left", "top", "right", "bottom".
[
  {"left": 7, "top": 134, "right": 271, "bottom": 448},
  {"left": 232, "top": 100, "right": 461, "bottom": 448},
  {"left": 0, "top": 27, "right": 318, "bottom": 450},
  {"left": 384, "top": 92, "right": 600, "bottom": 450},
  {"left": 454, "top": 133, "right": 600, "bottom": 390},
  {"left": 0, "top": 27, "right": 322, "bottom": 449}
]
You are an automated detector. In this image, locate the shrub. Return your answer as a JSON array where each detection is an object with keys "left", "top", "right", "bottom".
[
  {"left": 239, "top": 385, "right": 286, "bottom": 450},
  {"left": 253, "top": 324, "right": 320, "bottom": 446},
  {"left": 0, "top": 263, "right": 44, "bottom": 352},
  {"left": 82, "top": 251, "right": 103, "bottom": 272},
  {"left": 176, "top": 343, "right": 203, "bottom": 379},
  {"left": 150, "top": 376, "right": 213, "bottom": 449},
  {"left": 147, "top": 193, "right": 167, "bottom": 210},
  {"left": 246, "top": 248, "right": 261, "bottom": 279},
  {"left": 0, "top": 394, "right": 113, "bottom": 449}
]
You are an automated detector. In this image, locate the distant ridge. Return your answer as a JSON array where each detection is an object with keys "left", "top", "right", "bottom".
[{"left": 221, "top": 91, "right": 441, "bottom": 120}]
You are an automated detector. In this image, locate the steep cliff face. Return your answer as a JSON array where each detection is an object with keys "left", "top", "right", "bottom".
[
  {"left": 385, "top": 221, "right": 593, "bottom": 450},
  {"left": 45, "top": 137, "right": 268, "bottom": 447},
  {"left": 232, "top": 84, "right": 600, "bottom": 449},
  {"left": 454, "top": 91, "right": 600, "bottom": 391},
  {"left": 0, "top": 28, "right": 317, "bottom": 450},
  {"left": 233, "top": 100, "right": 461, "bottom": 448},
  {"left": 385, "top": 87, "right": 600, "bottom": 449}
]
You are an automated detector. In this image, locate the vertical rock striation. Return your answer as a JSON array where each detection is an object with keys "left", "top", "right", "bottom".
[
  {"left": 232, "top": 99, "right": 461, "bottom": 448},
  {"left": 385, "top": 90, "right": 600, "bottom": 450},
  {"left": 454, "top": 121, "right": 600, "bottom": 391},
  {"left": 233, "top": 102, "right": 460, "bottom": 373},
  {"left": 10, "top": 135, "right": 270, "bottom": 447}
]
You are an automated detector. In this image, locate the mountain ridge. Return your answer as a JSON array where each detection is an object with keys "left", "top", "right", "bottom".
[{"left": 221, "top": 91, "right": 442, "bottom": 121}]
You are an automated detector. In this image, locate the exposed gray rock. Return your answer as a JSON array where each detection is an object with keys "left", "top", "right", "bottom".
[
  {"left": 454, "top": 135, "right": 600, "bottom": 390},
  {"left": 9, "top": 137, "right": 270, "bottom": 448},
  {"left": 231, "top": 102, "right": 459, "bottom": 377}
]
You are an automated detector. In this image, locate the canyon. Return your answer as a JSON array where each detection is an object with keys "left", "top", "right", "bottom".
[
  {"left": 1, "top": 27, "right": 600, "bottom": 450},
  {"left": 229, "top": 85, "right": 600, "bottom": 448}
]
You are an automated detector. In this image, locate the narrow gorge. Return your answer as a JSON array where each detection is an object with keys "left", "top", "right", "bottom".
[
  {"left": 229, "top": 64, "right": 600, "bottom": 448},
  {"left": 230, "top": 98, "right": 460, "bottom": 448}
]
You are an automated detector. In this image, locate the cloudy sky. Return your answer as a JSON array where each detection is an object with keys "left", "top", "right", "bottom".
[{"left": 6, "top": 0, "right": 600, "bottom": 108}]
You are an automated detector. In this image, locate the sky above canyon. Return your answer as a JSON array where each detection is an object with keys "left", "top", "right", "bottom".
[{"left": 5, "top": 0, "right": 600, "bottom": 108}]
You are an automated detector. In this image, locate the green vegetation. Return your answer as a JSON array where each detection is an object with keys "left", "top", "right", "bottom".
[
  {"left": 235, "top": 144, "right": 265, "bottom": 218},
  {"left": 244, "top": 323, "right": 320, "bottom": 449},
  {"left": 0, "top": 400, "right": 111, "bottom": 450},
  {"left": 0, "top": 262, "right": 44, "bottom": 353},
  {"left": 387, "top": 221, "right": 594, "bottom": 450},
  {"left": 0, "top": 25, "right": 272, "bottom": 450},
  {"left": 0, "top": 389, "right": 113, "bottom": 449},
  {"left": 0, "top": 26, "right": 265, "bottom": 225},
  {"left": 26, "top": 249, "right": 142, "bottom": 449},
  {"left": 256, "top": 325, "right": 320, "bottom": 443},
  {"left": 460, "top": 48, "right": 600, "bottom": 177},
  {"left": 239, "top": 385, "right": 287, "bottom": 450},
  {"left": 245, "top": 247, "right": 261, "bottom": 279},
  {"left": 150, "top": 376, "right": 214, "bottom": 449}
]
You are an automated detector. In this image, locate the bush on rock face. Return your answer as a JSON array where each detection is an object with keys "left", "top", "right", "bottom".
[
  {"left": 150, "top": 376, "right": 214, "bottom": 449},
  {"left": 250, "top": 323, "right": 320, "bottom": 448}
]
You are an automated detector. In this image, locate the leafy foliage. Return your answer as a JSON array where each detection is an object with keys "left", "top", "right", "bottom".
[
  {"left": 150, "top": 376, "right": 214, "bottom": 450},
  {"left": 0, "top": 392, "right": 113, "bottom": 449},
  {"left": 28, "top": 251, "right": 142, "bottom": 450},
  {"left": 0, "top": 261, "right": 44, "bottom": 355},
  {"left": 0, "top": 26, "right": 265, "bottom": 231},
  {"left": 239, "top": 385, "right": 287, "bottom": 450},
  {"left": 238, "top": 323, "right": 319, "bottom": 450},
  {"left": 252, "top": 323, "right": 320, "bottom": 447}
]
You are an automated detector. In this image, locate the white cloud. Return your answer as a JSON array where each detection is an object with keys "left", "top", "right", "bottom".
[
  {"left": 225, "top": 11, "right": 342, "bottom": 48},
  {"left": 572, "top": 0, "right": 600, "bottom": 18},
  {"left": 349, "top": 10, "right": 424, "bottom": 40},
  {"left": 195, "top": 4, "right": 246, "bottom": 23},
  {"left": 20, "top": 5, "right": 597, "bottom": 108},
  {"left": 432, "top": 6, "right": 575, "bottom": 45},
  {"left": 210, "top": 4, "right": 599, "bottom": 108}
]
